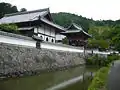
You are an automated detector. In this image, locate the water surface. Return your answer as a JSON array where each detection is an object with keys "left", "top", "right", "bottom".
[{"left": 0, "top": 66, "right": 95, "bottom": 90}]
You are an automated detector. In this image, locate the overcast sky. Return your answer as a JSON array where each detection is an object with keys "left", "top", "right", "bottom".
[{"left": 1, "top": 0, "right": 120, "bottom": 20}]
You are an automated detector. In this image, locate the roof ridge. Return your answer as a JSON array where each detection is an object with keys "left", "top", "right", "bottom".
[
  {"left": 72, "top": 23, "right": 91, "bottom": 37},
  {"left": 41, "top": 18, "right": 65, "bottom": 31},
  {"left": 5, "top": 8, "right": 49, "bottom": 17},
  {"left": 73, "top": 23, "right": 88, "bottom": 32},
  {"left": 66, "top": 23, "right": 74, "bottom": 30},
  {"left": 67, "top": 22, "right": 82, "bottom": 30},
  {"left": 72, "top": 23, "right": 82, "bottom": 29}
]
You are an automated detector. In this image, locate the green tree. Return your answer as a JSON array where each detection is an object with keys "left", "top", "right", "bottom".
[
  {"left": 20, "top": 8, "right": 27, "bottom": 12},
  {"left": 0, "top": 2, "right": 18, "bottom": 18},
  {"left": 110, "top": 25, "right": 120, "bottom": 52},
  {"left": 88, "top": 26, "right": 112, "bottom": 49},
  {"left": 62, "top": 37, "right": 69, "bottom": 44},
  {"left": 52, "top": 12, "right": 92, "bottom": 31}
]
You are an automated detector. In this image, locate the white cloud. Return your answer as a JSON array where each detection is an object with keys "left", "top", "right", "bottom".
[{"left": 1, "top": 0, "right": 120, "bottom": 20}]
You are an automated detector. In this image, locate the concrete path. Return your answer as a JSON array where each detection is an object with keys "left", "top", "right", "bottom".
[{"left": 107, "top": 60, "right": 120, "bottom": 90}]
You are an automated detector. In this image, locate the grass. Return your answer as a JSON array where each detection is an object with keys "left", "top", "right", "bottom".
[{"left": 88, "top": 66, "right": 109, "bottom": 90}]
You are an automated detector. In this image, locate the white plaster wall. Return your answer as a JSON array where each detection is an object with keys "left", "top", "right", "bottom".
[
  {"left": 34, "top": 28, "right": 38, "bottom": 33},
  {"left": 38, "top": 27, "right": 44, "bottom": 34},
  {"left": 35, "top": 25, "right": 56, "bottom": 42},
  {"left": 45, "top": 26, "right": 50, "bottom": 36},
  {"left": 38, "top": 34, "right": 45, "bottom": 40},
  {"left": 49, "top": 37, "right": 52, "bottom": 42},
  {"left": 53, "top": 38, "right": 55, "bottom": 43},
  {"left": 37, "top": 32, "right": 55, "bottom": 42},
  {"left": 38, "top": 33, "right": 41, "bottom": 37},
  {"left": 56, "top": 34, "right": 66, "bottom": 40},
  {"left": 51, "top": 28, "right": 55, "bottom": 37},
  {"left": 0, "top": 35, "right": 36, "bottom": 47},
  {"left": 44, "top": 36, "right": 50, "bottom": 42},
  {"left": 49, "top": 37, "right": 55, "bottom": 43}
]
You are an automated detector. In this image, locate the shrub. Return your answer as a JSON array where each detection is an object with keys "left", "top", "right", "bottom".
[
  {"left": 86, "top": 54, "right": 107, "bottom": 66},
  {"left": 107, "top": 54, "right": 120, "bottom": 63},
  {"left": 0, "top": 24, "right": 19, "bottom": 33},
  {"left": 86, "top": 54, "right": 120, "bottom": 66},
  {"left": 62, "top": 37, "right": 69, "bottom": 44}
]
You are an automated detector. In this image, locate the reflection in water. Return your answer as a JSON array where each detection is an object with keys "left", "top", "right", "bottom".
[
  {"left": 61, "top": 78, "right": 91, "bottom": 90},
  {"left": 0, "top": 66, "right": 93, "bottom": 90},
  {"left": 47, "top": 75, "right": 84, "bottom": 90}
]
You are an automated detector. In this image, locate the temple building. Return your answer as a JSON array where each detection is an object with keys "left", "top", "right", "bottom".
[
  {"left": 61, "top": 23, "right": 91, "bottom": 47},
  {"left": 0, "top": 8, "right": 65, "bottom": 43}
]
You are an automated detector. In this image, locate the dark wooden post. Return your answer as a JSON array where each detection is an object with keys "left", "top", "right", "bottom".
[{"left": 36, "top": 41, "right": 41, "bottom": 49}]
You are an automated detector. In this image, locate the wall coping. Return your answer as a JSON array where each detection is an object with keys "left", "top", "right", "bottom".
[
  {"left": 42, "top": 41, "right": 84, "bottom": 50},
  {"left": 0, "top": 30, "right": 34, "bottom": 41}
]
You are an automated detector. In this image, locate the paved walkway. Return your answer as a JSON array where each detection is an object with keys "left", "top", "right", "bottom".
[{"left": 107, "top": 60, "right": 120, "bottom": 90}]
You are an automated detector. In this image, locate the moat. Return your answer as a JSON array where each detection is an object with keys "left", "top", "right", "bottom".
[{"left": 0, "top": 66, "right": 97, "bottom": 90}]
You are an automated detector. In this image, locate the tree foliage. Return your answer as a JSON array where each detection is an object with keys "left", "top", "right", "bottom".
[
  {"left": 110, "top": 25, "right": 120, "bottom": 52},
  {"left": 20, "top": 8, "right": 27, "bottom": 12},
  {"left": 87, "top": 24, "right": 120, "bottom": 52},
  {"left": 52, "top": 13, "right": 120, "bottom": 32},
  {"left": 0, "top": 2, "right": 18, "bottom": 18},
  {"left": 62, "top": 37, "right": 69, "bottom": 45},
  {"left": 52, "top": 12, "right": 93, "bottom": 31},
  {"left": 88, "top": 26, "right": 111, "bottom": 49},
  {"left": 86, "top": 54, "right": 120, "bottom": 66}
]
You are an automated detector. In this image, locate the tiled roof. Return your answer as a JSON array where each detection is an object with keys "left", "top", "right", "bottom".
[
  {"left": 5, "top": 8, "right": 49, "bottom": 17},
  {"left": 62, "top": 23, "right": 92, "bottom": 37},
  {"left": 41, "top": 18, "right": 65, "bottom": 31},
  {"left": 0, "top": 8, "right": 65, "bottom": 31},
  {"left": 61, "top": 30, "right": 92, "bottom": 37},
  {"left": 0, "top": 8, "right": 49, "bottom": 24},
  {"left": 67, "top": 23, "right": 83, "bottom": 30}
]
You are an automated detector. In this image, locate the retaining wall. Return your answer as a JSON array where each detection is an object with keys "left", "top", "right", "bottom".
[{"left": 0, "top": 43, "right": 85, "bottom": 77}]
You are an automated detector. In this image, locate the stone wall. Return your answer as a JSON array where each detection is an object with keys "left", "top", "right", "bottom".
[{"left": 0, "top": 43, "right": 85, "bottom": 77}]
